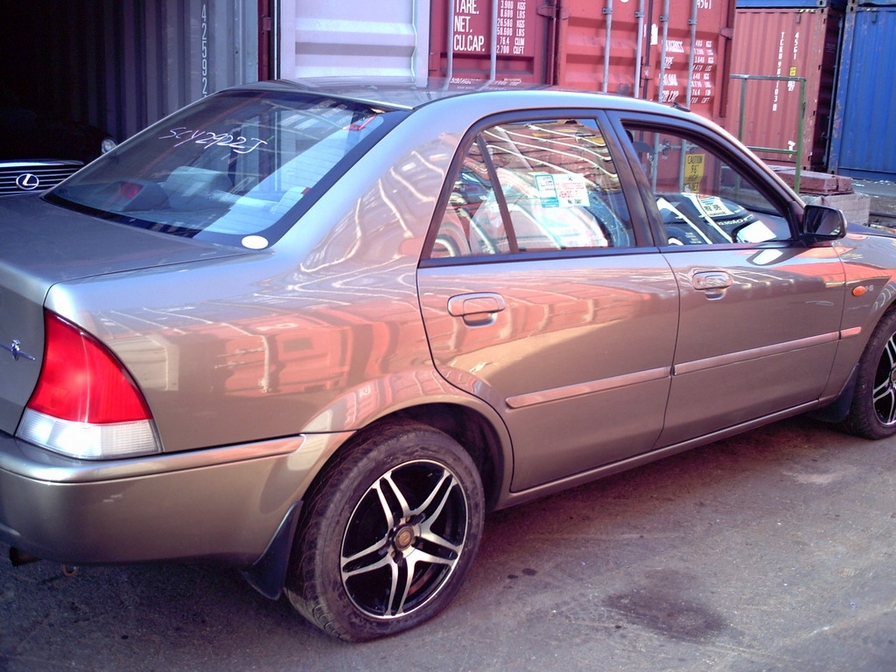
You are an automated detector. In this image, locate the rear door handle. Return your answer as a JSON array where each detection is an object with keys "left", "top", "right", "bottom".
[{"left": 447, "top": 292, "right": 506, "bottom": 325}]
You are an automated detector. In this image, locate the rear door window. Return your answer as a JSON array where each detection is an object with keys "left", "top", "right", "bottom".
[{"left": 428, "top": 118, "right": 636, "bottom": 259}]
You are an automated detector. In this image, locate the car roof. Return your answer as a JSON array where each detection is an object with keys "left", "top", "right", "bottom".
[{"left": 228, "top": 77, "right": 686, "bottom": 117}]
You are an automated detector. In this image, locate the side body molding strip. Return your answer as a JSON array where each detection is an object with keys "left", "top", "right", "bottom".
[{"left": 504, "top": 328, "right": 860, "bottom": 410}]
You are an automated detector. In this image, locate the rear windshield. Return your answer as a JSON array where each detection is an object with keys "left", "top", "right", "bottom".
[{"left": 48, "top": 90, "right": 406, "bottom": 248}]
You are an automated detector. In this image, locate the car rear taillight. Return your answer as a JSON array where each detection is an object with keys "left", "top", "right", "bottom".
[{"left": 16, "top": 311, "right": 160, "bottom": 460}]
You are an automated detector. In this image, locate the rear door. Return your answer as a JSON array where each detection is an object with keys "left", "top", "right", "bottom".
[
  {"left": 614, "top": 115, "right": 846, "bottom": 446},
  {"left": 417, "top": 113, "right": 679, "bottom": 491}
]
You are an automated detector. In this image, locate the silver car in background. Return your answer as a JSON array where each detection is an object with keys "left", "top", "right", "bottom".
[
  {"left": 1, "top": 80, "right": 894, "bottom": 641},
  {"left": 0, "top": 85, "right": 116, "bottom": 196}
]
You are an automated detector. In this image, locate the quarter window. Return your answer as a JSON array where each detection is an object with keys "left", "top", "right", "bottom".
[{"left": 431, "top": 119, "right": 635, "bottom": 258}]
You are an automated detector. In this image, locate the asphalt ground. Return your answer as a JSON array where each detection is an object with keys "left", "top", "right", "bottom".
[{"left": 2, "top": 415, "right": 895, "bottom": 671}]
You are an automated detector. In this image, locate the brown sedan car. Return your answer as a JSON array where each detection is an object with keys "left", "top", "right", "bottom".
[{"left": 0, "top": 80, "right": 893, "bottom": 640}]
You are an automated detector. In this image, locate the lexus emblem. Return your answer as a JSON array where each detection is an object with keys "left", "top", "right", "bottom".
[{"left": 15, "top": 173, "right": 40, "bottom": 191}]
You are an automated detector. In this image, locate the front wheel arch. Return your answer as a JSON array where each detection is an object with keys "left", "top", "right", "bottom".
[{"left": 842, "top": 308, "right": 896, "bottom": 439}]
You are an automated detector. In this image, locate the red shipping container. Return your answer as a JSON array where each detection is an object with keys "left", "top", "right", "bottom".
[
  {"left": 725, "top": 5, "right": 844, "bottom": 171},
  {"left": 556, "top": 0, "right": 736, "bottom": 123},
  {"left": 429, "top": 0, "right": 551, "bottom": 84},
  {"left": 428, "top": 0, "right": 737, "bottom": 124}
]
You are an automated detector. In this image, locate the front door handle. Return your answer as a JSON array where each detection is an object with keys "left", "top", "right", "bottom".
[
  {"left": 692, "top": 271, "right": 732, "bottom": 299},
  {"left": 447, "top": 292, "right": 506, "bottom": 325}
]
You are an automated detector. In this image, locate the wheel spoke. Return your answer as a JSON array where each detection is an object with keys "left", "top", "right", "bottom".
[
  {"left": 874, "top": 383, "right": 896, "bottom": 425},
  {"left": 390, "top": 559, "right": 413, "bottom": 616},
  {"left": 386, "top": 556, "right": 404, "bottom": 615},
  {"left": 410, "top": 470, "right": 453, "bottom": 520},
  {"left": 342, "top": 546, "right": 408, "bottom": 617},
  {"left": 417, "top": 528, "right": 463, "bottom": 557},
  {"left": 341, "top": 532, "right": 391, "bottom": 579},
  {"left": 416, "top": 472, "right": 465, "bottom": 556},
  {"left": 380, "top": 471, "right": 413, "bottom": 519},
  {"left": 872, "top": 378, "right": 891, "bottom": 403},
  {"left": 884, "top": 336, "right": 896, "bottom": 369},
  {"left": 390, "top": 549, "right": 456, "bottom": 616},
  {"left": 407, "top": 547, "right": 457, "bottom": 569},
  {"left": 873, "top": 337, "right": 896, "bottom": 426}
]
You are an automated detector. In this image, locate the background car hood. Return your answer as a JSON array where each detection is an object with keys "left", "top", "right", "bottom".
[{"left": 0, "top": 195, "right": 251, "bottom": 284}]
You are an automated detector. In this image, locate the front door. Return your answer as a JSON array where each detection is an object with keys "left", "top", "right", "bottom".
[{"left": 616, "top": 119, "right": 846, "bottom": 446}]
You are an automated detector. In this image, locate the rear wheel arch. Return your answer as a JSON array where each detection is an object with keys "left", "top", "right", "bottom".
[
  {"left": 313, "top": 403, "right": 506, "bottom": 512},
  {"left": 241, "top": 404, "right": 506, "bottom": 606},
  {"left": 284, "top": 415, "right": 492, "bottom": 640}
]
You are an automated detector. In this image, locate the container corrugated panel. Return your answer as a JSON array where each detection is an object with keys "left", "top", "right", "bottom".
[
  {"left": 280, "top": 0, "right": 429, "bottom": 85},
  {"left": 143, "top": 0, "right": 259, "bottom": 128},
  {"left": 725, "top": 6, "right": 842, "bottom": 170},
  {"left": 427, "top": 0, "right": 549, "bottom": 85},
  {"left": 555, "top": 0, "right": 736, "bottom": 123},
  {"left": 0, "top": 0, "right": 258, "bottom": 143},
  {"left": 556, "top": 0, "right": 644, "bottom": 96},
  {"left": 828, "top": 6, "right": 896, "bottom": 180},
  {"left": 737, "top": 0, "right": 847, "bottom": 8},
  {"left": 0, "top": 2, "right": 134, "bottom": 143}
]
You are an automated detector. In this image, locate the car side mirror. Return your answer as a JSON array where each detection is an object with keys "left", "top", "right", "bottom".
[{"left": 802, "top": 204, "right": 846, "bottom": 241}]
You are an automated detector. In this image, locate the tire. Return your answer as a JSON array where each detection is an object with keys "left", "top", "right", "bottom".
[
  {"left": 843, "top": 310, "right": 896, "bottom": 439},
  {"left": 284, "top": 421, "right": 485, "bottom": 641}
]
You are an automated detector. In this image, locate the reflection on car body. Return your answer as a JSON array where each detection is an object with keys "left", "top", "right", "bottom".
[{"left": 0, "top": 80, "right": 893, "bottom": 642}]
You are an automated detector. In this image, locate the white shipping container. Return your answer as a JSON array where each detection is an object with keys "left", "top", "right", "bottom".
[{"left": 279, "top": 0, "right": 430, "bottom": 85}]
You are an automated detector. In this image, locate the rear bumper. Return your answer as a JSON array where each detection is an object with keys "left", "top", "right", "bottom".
[{"left": 0, "top": 431, "right": 326, "bottom": 566}]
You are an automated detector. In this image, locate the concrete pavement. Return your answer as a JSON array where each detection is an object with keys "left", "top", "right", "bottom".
[
  {"left": 854, "top": 179, "right": 896, "bottom": 226},
  {"left": 2, "top": 416, "right": 896, "bottom": 671}
]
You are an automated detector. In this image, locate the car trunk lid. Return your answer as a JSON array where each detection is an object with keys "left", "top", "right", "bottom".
[{"left": 0, "top": 196, "right": 251, "bottom": 435}]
